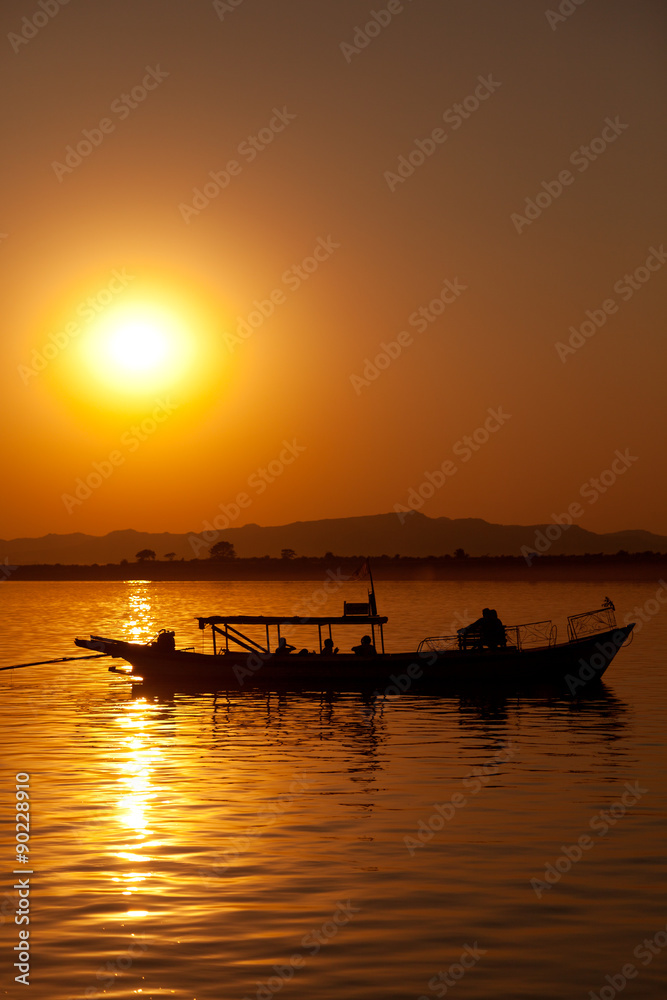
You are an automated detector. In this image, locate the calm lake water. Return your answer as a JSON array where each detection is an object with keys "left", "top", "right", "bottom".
[{"left": 0, "top": 579, "right": 665, "bottom": 1000}]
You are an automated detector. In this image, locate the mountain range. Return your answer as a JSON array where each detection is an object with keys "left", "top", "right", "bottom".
[{"left": 2, "top": 512, "right": 666, "bottom": 564}]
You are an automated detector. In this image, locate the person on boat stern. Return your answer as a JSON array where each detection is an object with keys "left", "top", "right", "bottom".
[
  {"left": 322, "top": 638, "right": 339, "bottom": 655},
  {"left": 275, "top": 637, "right": 296, "bottom": 655},
  {"left": 352, "top": 635, "right": 377, "bottom": 655},
  {"left": 458, "top": 609, "right": 507, "bottom": 650},
  {"left": 155, "top": 629, "right": 176, "bottom": 653}
]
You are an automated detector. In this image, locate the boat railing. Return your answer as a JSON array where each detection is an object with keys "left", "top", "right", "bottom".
[
  {"left": 417, "top": 619, "right": 557, "bottom": 654},
  {"left": 567, "top": 601, "right": 616, "bottom": 641},
  {"left": 418, "top": 634, "right": 464, "bottom": 653},
  {"left": 514, "top": 620, "right": 558, "bottom": 648}
]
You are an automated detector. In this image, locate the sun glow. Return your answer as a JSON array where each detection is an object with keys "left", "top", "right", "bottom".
[
  {"left": 86, "top": 301, "right": 193, "bottom": 390},
  {"left": 39, "top": 269, "right": 233, "bottom": 420},
  {"left": 106, "top": 320, "right": 170, "bottom": 373}
]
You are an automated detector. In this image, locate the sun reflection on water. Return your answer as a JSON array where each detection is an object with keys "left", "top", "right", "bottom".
[
  {"left": 111, "top": 698, "right": 164, "bottom": 910},
  {"left": 124, "top": 580, "right": 156, "bottom": 642}
]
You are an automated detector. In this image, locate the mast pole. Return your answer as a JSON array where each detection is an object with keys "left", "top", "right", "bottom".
[{"left": 367, "top": 558, "right": 377, "bottom": 616}]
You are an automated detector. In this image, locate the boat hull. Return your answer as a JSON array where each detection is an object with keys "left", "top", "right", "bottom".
[{"left": 75, "top": 624, "right": 634, "bottom": 694}]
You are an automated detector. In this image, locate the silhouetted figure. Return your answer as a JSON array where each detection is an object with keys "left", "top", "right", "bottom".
[
  {"left": 274, "top": 637, "right": 296, "bottom": 655},
  {"left": 352, "top": 634, "right": 377, "bottom": 656},
  {"left": 458, "top": 608, "right": 506, "bottom": 650},
  {"left": 321, "top": 638, "right": 339, "bottom": 655},
  {"left": 155, "top": 629, "right": 175, "bottom": 653}
]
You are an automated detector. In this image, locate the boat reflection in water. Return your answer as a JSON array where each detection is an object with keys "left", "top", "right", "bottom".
[{"left": 125, "top": 680, "right": 631, "bottom": 769}]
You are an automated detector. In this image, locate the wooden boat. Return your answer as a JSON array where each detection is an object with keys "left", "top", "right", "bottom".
[{"left": 74, "top": 598, "right": 635, "bottom": 695}]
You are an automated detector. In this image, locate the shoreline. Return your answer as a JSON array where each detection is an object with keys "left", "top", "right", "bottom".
[{"left": 3, "top": 554, "right": 666, "bottom": 583}]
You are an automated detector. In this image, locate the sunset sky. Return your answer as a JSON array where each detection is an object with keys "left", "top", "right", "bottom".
[{"left": 2, "top": 0, "right": 665, "bottom": 541}]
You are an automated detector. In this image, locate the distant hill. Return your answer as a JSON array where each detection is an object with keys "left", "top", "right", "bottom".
[{"left": 2, "top": 512, "right": 666, "bottom": 565}]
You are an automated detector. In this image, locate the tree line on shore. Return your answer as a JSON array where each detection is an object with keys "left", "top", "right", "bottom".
[{"left": 128, "top": 545, "right": 664, "bottom": 564}]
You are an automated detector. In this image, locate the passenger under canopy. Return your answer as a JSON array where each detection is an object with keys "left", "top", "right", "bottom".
[{"left": 196, "top": 613, "right": 388, "bottom": 655}]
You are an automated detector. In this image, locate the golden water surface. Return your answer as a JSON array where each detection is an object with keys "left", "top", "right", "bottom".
[{"left": 0, "top": 580, "right": 665, "bottom": 1000}]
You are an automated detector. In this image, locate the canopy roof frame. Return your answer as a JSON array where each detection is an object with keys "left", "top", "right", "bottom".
[
  {"left": 197, "top": 615, "right": 388, "bottom": 655},
  {"left": 197, "top": 615, "right": 388, "bottom": 627}
]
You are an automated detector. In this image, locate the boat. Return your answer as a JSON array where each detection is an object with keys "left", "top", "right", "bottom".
[{"left": 74, "top": 595, "right": 634, "bottom": 695}]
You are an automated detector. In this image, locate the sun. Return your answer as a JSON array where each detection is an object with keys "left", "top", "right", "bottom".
[
  {"left": 40, "top": 270, "right": 232, "bottom": 417},
  {"left": 105, "top": 319, "right": 171, "bottom": 373},
  {"left": 82, "top": 300, "right": 195, "bottom": 394}
]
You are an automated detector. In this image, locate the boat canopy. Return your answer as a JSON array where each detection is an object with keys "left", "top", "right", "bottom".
[
  {"left": 196, "top": 613, "right": 388, "bottom": 655},
  {"left": 197, "top": 615, "right": 387, "bottom": 628}
]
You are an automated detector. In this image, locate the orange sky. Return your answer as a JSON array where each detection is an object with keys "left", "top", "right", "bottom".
[{"left": 2, "top": 0, "right": 666, "bottom": 540}]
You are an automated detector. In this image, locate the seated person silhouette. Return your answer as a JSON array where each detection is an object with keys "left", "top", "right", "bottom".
[
  {"left": 274, "top": 637, "right": 296, "bottom": 655},
  {"left": 321, "top": 638, "right": 339, "bottom": 655},
  {"left": 458, "top": 608, "right": 506, "bottom": 650},
  {"left": 352, "top": 634, "right": 377, "bottom": 656}
]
